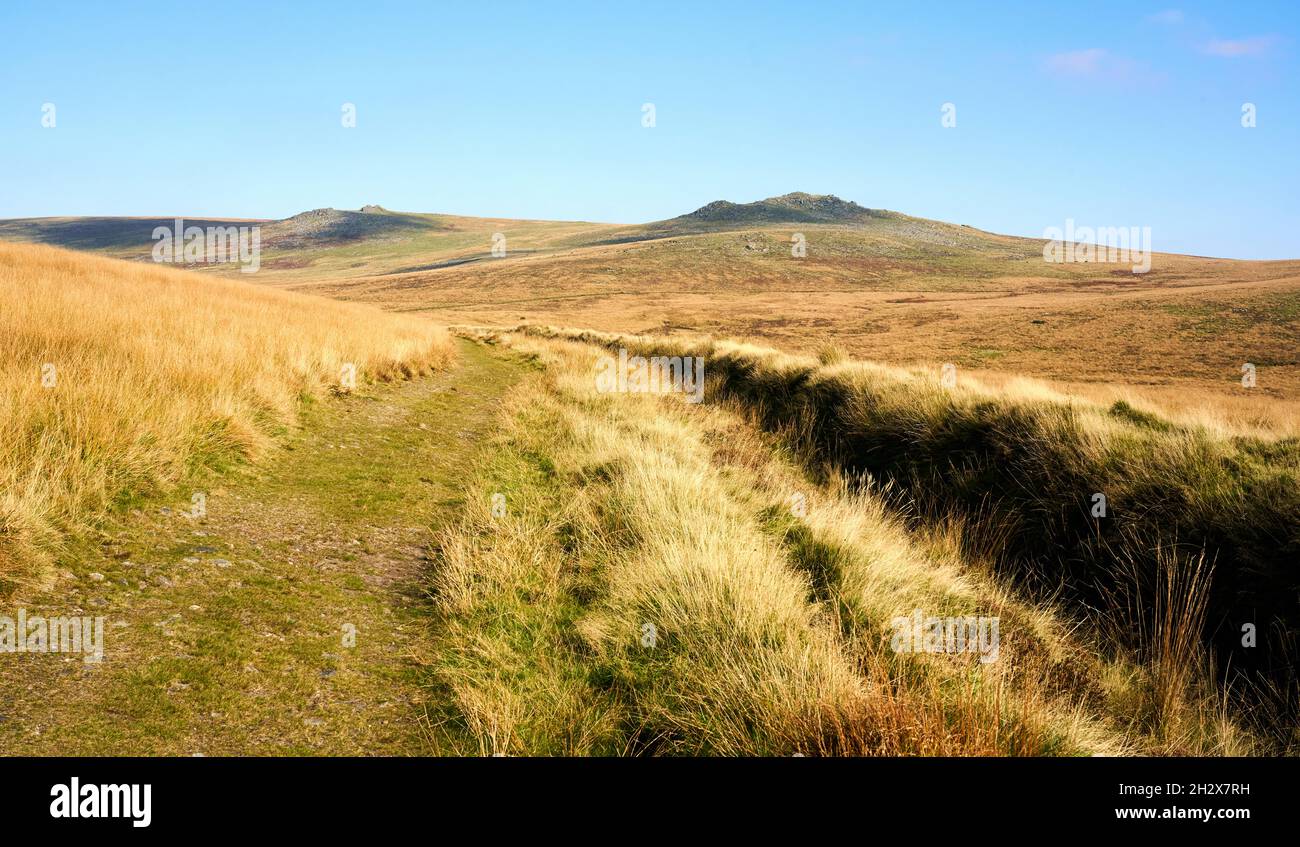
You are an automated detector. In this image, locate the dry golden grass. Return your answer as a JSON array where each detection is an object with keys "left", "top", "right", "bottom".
[
  {"left": 524, "top": 326, "right": 1295, "bottom": 749},
  {"left": 0, "top": 242, "right": 454, "bottom": 595},
  {"left": 423, "top": 329, "right": 1259, "bottom": 755},
  {"left": 256, "top": 221, "right": 1298, "bottom": 410},
  {"left": 11, "top": 210, "right": 1294, "bottom": 407}
]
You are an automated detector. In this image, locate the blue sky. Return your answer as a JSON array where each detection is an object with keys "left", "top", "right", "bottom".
[{"left": 1, "top": 1, "right": 1296, "bottom": 258}]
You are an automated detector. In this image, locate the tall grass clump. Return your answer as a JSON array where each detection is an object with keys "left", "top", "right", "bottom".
[
  {"left": 425, "top": 337, "right": 867, "bottom": 754},
  {"left": 0, "top": 242, "right": 454, "bottom": 595},
  {"left": 423, "top": 330, "right": 1253, "bottom": 755},
  {"left": 519, "top": 326, "right": 1299, "bottom": 742}
]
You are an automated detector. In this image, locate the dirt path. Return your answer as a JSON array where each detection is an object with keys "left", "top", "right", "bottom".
[{"left": 0, "top": 338, "right": 522, "bottom": 755}]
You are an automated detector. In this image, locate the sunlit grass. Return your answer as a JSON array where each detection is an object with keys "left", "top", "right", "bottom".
[{"left": 0, "top": 242, "right": 455, "bottom": 595}]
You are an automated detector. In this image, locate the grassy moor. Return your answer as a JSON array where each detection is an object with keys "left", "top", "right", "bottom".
[{"left": 2, "top": 4, "right": 1298, "bottom": 831}]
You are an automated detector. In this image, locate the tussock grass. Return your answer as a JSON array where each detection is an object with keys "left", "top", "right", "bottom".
[
  {"left": 426, "top": 340, "right": 868, "bottom": 754},
  {"left": 424, "top": 330, "right": 1258, "bottom": 754},
  {"left": 0, "top": 242, "right": 454, "bottom": 595},
  {"left": 512, "top": 325, "right": 1297, "bottom": 750}
]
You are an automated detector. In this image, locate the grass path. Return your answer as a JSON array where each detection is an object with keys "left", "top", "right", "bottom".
[{"left": 0, "top": 339, "right": 523, "bottom": 755}]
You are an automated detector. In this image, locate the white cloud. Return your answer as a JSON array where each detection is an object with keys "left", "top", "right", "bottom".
[
  {"left": 1044, "top": 48, "right": 1166, "bottom": 85},
  {"left": 1147, "top": 9, "right": 1184, "bottom": 25},
  {"left": 1045, "top": 48, "right": 1109, "bottom": 75},
  {"left": 1045, "top": 48, "right": 1162, "bottom": 82},
  {"left": 1203, "top": 36, "right": 1280, "bottom": 57}
]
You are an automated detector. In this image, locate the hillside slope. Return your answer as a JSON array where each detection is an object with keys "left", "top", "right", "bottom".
[
  {"left": 505, "top": 325, "right": 1300, "bottom": 749},
  {"left": 0, "top": 242, "right": 454, "bottom": 595},
  {"left": 423, "top": 328, "right": 1265, "bottom": 754},
  {"left": 5, "top": 196, "right": 1297, "bottom": 402}
]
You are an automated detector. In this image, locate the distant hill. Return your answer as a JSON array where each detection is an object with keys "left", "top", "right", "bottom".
[
  {"left": 262, "top": 207, "right": 438, "bottom": 250},
  {"left": 0, "top": 206, "right": 447, "bottom": 261},
  {"left": 674, "top": 192, "right": 892, "bottom": 226},
  {"left": 0, "top": 216, "right": 271, "bottom": 252},
  {"left": 0, "top": 192, "right": 1266, "bottom": 286},
  {"left": 2, "top": 193, "right": 1296, "bottom": 422},
  {"left": 0, "top": 194, "right": 911, "bottom": 258}
]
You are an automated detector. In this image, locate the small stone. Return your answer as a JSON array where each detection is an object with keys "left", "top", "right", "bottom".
[
  {"left": 88, "top": 572, "right": 104, "bottom": 582},
  {"left": 213, "top": 559, "right": 231, "bottom": 568}
]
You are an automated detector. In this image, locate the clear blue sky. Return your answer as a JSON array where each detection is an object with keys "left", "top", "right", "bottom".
[{"left": 2, "top": 1, "right": 1296, "bottom": 258}]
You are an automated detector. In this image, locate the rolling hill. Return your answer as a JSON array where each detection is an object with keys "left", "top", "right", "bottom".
[
  {"left": 3, "top": 194, "right": 1298, "bottom": 405},
  {"left": 2, "top": 201, "right": 1296, "bottom": 757}
]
